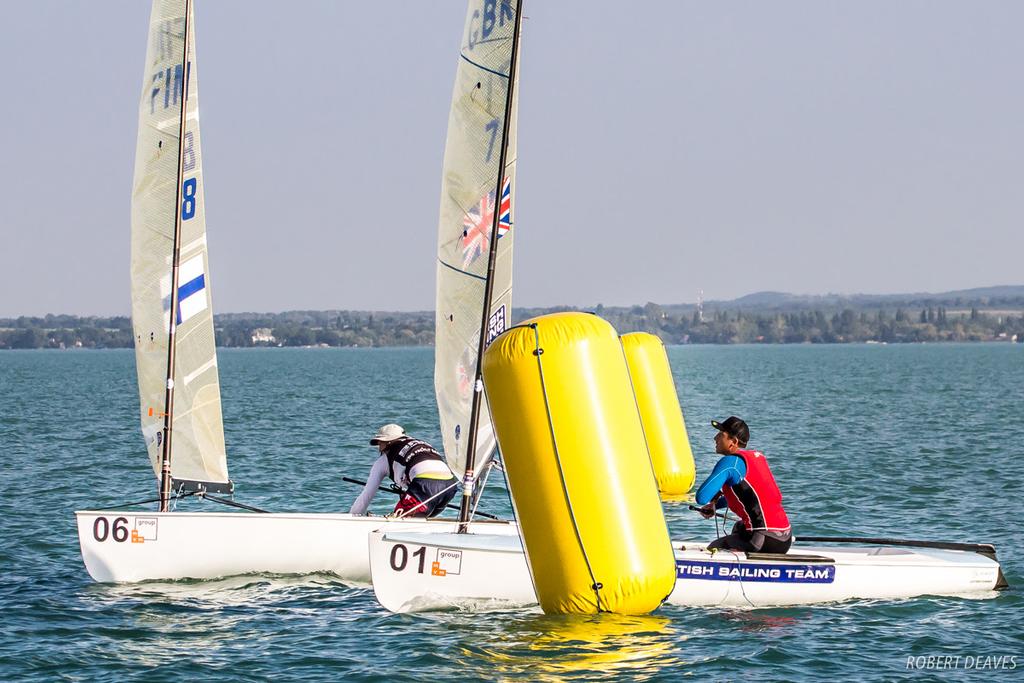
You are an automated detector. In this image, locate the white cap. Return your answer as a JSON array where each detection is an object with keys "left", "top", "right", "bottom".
[{"left": 370, "top": 423, "right": 405, "bottom": 445}]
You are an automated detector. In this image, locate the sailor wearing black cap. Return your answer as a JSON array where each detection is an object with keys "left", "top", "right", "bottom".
[{"left": 695, "top": 416, "right": 792, "bottom": 554}]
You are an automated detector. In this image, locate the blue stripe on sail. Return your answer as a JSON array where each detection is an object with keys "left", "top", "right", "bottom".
[
  {"left": 175, "top": 274, "right": 206, "bottom": 325},
  {"left": 459, "top": 54, "right": 510, "bottom": 80}
]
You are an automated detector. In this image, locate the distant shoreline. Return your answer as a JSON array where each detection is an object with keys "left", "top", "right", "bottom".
[
  {"left": 3, "top": 293, "right": 1022, "bottom": 350},
  {"left": 4, "top": 337, "right": 1019, "bottom": 350}
]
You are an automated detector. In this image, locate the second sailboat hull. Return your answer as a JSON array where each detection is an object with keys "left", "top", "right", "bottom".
[
  {"left": 368, "top": 531, "right": 1005, "bottom": 613},
  {"left": 74, "top": 510, "right": 517, "bottom": 584}
]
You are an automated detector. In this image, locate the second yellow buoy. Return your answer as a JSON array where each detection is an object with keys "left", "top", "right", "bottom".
[{"left": 620, "top": 332, "right": 696, "bottom": 496}]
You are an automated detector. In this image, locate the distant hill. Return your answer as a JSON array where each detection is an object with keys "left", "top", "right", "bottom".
[{"left": 652, "top": 285, "right": 1024, "bottom": 315}]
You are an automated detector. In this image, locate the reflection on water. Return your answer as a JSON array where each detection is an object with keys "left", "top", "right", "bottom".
[
  {"left": 82, "top": 572, "right": 350, "bottom": 608},
  {"left": 457, "top": 612, "right": 685, "bottom": 681},
  {"left": 718, "top": 609, "right": 804, "bottom": 632},
  {"left": 658, "top": 493, "right": 696, "bottom": 506},
  {"left": 76, "top": 574, "right": 366, "bottom": 669}
]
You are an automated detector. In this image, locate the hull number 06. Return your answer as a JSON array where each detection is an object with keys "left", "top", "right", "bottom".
[{"left": 92, "top": 517, "right": 129, "bottom": 543}]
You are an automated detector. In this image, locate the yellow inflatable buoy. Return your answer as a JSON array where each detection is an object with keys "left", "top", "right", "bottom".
[
  {"left": 481, "top": 312, "right": 676, "bottom": 615},
  {"left": 620, "top": 332, "right": 696, "bottom": 496}
]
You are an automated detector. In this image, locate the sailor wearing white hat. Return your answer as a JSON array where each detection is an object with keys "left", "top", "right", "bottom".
[{"left": 349, "top": 424, "right": 458, "bottom": 517}]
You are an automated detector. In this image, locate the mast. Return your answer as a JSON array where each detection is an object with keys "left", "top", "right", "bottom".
[
  {"left": 457, "top": 0, "right": 524, "bottom": 532},
  {"left": 158, "top": 0, "right": 193, "bottom": 512}
]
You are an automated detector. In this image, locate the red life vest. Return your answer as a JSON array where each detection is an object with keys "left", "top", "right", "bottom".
[{"left": 721, "top": 449, "right": 790, "bottom": 533}]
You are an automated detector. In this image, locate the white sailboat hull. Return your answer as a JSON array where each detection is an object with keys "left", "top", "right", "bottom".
[
  {"left": 370, "top": 530, "right": 535, "bottom": 613},
  {"left": 75, "top": 510, "right": 517, "bottom": 584},
  {"left": 671, "top": 542, "right": 1002, "bottom": 606},
  {"left": 368, "top": 532, "right": 1004, "bottom": 613}
]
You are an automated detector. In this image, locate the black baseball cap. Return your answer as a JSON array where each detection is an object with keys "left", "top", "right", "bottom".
[{"left": 712, "top": 416, "right": 749, "bottom": 446}]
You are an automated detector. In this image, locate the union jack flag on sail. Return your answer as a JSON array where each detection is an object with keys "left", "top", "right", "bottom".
[{"left": 461, "top": 177, "right": 512, "bottom": 269}]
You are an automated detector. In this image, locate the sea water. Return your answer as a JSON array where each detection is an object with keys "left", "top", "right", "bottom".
[{"left": 0, "top": 344, "right": 1020, "bottom": 681}]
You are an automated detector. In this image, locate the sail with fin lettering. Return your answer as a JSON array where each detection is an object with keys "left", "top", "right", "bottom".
[
  {"left": 435, "top": 0, "right": 520, "bottom": 479},
  {"left": 130, "top": 0, "right": 230, "bottom": 492}
]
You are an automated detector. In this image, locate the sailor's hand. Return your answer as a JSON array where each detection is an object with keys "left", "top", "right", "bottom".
[{"left": 698, "top": 503, "right": 716, "bottom": 519}]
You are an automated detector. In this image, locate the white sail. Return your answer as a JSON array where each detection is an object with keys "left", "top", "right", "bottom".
[
  {"left": 130, "top": 0, "right": 229, "bottom": 492},
  {"left": 435, "top": 1, "right": 520, "bottom": 478}
]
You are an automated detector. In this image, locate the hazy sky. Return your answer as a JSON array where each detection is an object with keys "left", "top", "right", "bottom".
[{"left": 2, "top": 1, "right": 1021, "bottom": 317}]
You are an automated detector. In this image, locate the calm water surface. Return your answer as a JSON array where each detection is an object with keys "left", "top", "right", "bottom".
[{"left": 0, "top": 344, "right": 1020, "bottom": 681}]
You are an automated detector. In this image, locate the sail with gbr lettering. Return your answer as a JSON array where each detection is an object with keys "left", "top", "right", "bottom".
[
  {"left": 434, "top": 0, "right": 520, "bottom": 480},
  {"left": 130, "top": 0, "right": 230, "bottom": 492}
]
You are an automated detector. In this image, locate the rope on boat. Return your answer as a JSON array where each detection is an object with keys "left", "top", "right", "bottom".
[
  {"left": 342, "top": 475, "right": 502, "bottom": 520},
  {"left": 388, "top": 480, "right": 458, "bottom": 519},
  {"left": 467, "top": 459, "right": 515, "bottom": 523},
  {"left": 92, "top": 490, "right": 200, "bottom": 510},
  {"left": 343, "top": 476, "right": 403, "bottom": 496},
  {"left": 500, "top": 463, "right": 517, "bottom": 522},
  {"left": 688, "top": 504, "right": 757, "bottom": 605},
  {"left": 469, "top": 459, "right": 494, "bottom": 522},
  {"left": 200, "top": 493, "right": 270, "bottom": 513},
  {"left": 796, "top": 536, "right": 997, "bottom": 554},
  {"left": 92, "top": 490, "right": 268, "bottom": 514}
]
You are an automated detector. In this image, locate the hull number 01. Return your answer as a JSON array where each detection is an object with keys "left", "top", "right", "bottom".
[{"left": 389, "top": 543, "right": 427, "bottom": 574}]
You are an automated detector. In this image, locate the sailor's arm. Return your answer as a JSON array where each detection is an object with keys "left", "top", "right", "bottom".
[
  {"left": 695, "top": 455, "right": 747, "bottom": 507},
  {"left": 349, "top": 456, "right": 388, "bottom": 515}
]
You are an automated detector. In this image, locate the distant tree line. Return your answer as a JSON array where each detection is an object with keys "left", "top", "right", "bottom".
[
  {"left": 2, "top": 300, "right": 1023, "bottom": 349},
  {"left": 0, "top": 311, "right": 435, "bottom": 350},
  {"left": 215, "top": 310, "right": 434, "bottom": 348},
  {"left": 582, "top": 304, "right": 1024, "bottom": 345},
  {"left": 0, "top": 314, "right": 134, "bottom": 349}
]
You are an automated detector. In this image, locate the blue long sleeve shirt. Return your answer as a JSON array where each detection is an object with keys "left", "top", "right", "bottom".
[{"left": 695, "top": 455, "right": 748, "bottom": 507}]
